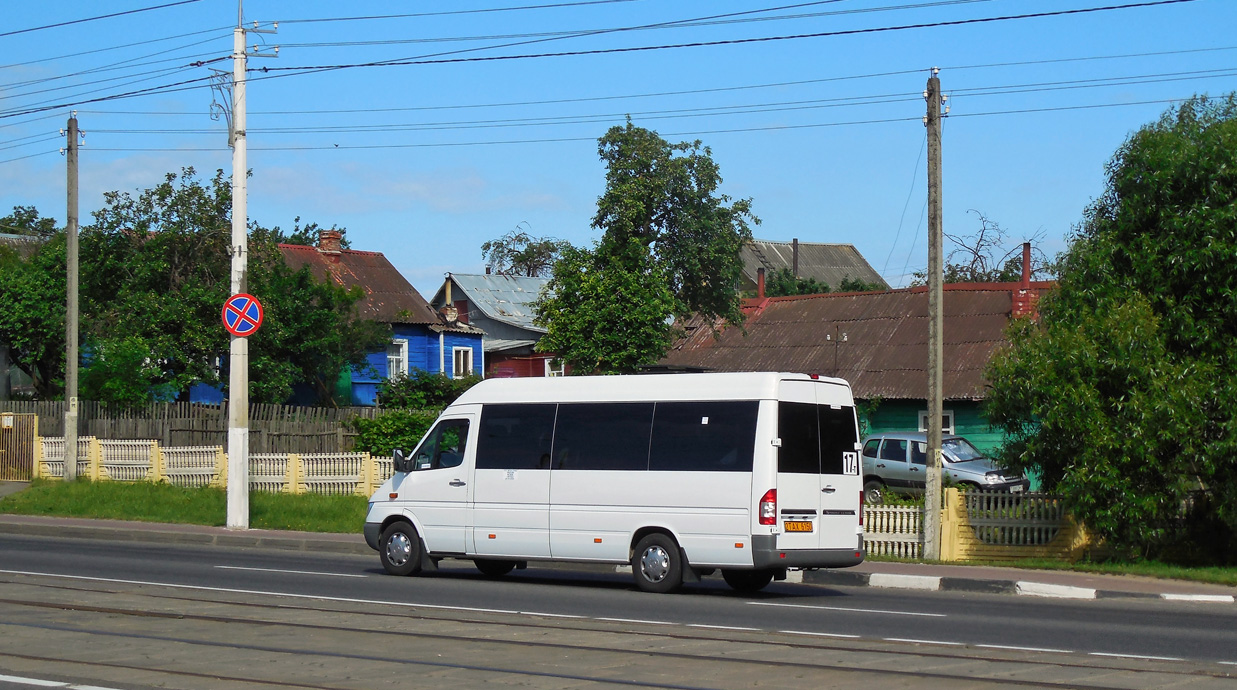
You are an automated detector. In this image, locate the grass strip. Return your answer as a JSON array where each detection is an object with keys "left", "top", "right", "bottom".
[{"left": 0, "top": 479, "right": 367, "bottom": 534}]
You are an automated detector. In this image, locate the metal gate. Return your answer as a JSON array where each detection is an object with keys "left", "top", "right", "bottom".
[{"left": 0, "top": 412, "right": 37, "bottom": 480}]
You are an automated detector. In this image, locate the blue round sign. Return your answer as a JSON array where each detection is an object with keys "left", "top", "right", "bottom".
[{"left": 222, "top": 293, "right": 263, "bottom": 337}]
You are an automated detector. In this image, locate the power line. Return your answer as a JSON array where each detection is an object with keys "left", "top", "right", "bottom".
[
  {"left": 253, "top": 0, "right": 1202, "bottom": 79},
  {"left": 0, "top": 150, "right": 60, "bottom": 165},
  {"left": 276, "top": 0, "right": 1000, "bottom": 49},
  {"left": 280, "top": 0, "right": 646, "bottom": 25},
  {"left": 1, "top": 0, "right": 203, "bottom": 39},
  {"left": 2, "top": 36, "right": 228, "bottom": 91},
  {"left": 0, "top": 26, "right": 230, "bottom": 69},
  {"left": 882, "top": 135, "right": 927, "bottom": 279}
]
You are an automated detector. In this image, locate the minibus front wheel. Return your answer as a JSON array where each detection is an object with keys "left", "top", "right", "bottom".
[
  {"left": 631, "top": 533, "right": 683, "bottom": 594},
  {"left": 379, "top": 521, "right": 423, "bottom": 576}
]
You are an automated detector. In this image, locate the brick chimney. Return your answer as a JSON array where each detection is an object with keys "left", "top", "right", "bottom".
[
  {"left": 757, "top": 267, "right": 766, "bottom": 299},
  {"left": 317, "top": 228, "right": 343, "bottom": 256},
  {"left": 1011, "top": 241, "right": 1038, "bottom": 318}
]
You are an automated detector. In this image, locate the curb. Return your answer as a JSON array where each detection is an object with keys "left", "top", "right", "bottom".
[
  {"left": 803, "top": 570, "right": 1236, "bottom": 603},
  {"left": 0, "top": 519, "right": 374, "bottom": 556}
]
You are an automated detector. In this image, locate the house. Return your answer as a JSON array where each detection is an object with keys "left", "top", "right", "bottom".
[
  {"left": 739, "top": 238, "right": 888, "bottom": 293},
  {"left": 660, "top": 255, "right": 1052, "bottom": 456},
  {"left": 429, "top": 272, "right": 563, "bottom": 378},
  {"left": 277, "top": 230, "right": 484, "bottom": 405}
]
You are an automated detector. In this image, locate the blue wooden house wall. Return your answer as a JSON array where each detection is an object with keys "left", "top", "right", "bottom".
[{"left": 350, "top": 325, "right": 484, "bottom": 406}]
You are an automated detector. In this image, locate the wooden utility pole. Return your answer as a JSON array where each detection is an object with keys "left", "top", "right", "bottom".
[
  {"left": 63, "top": 113, "right": 80, "bottom": 482},
  {"left": 923, "top": 69, "right": 945, "bottom": 560}
]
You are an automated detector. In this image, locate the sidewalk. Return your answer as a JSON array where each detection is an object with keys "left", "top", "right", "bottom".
[{"left": 0, "top": 511, "right": 1233, "bottom": 603}]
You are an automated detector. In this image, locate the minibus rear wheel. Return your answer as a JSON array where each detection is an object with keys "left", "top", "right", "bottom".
[
  {"left": 379, "top": 522, "right": 423, "bottom": 576},
  {"left": 631, "top": 533, "right": 683, "bottom": 594},
  {"left": 722, "top": 568, "right": 774, "bottom": 593}
]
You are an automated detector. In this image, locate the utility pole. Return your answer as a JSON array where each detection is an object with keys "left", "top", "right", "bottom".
[
  {"left": 225, "top": 2, "right": 276, "bottom": 529},
  {"left": 63, "top": 113, "right": 80, "bottom": 482},
  {"left": 923, "top": 69, "right": 945, "bottom": 560}
]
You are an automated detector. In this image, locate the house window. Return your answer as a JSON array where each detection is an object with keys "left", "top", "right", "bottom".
[
  {"left": 918, "top": 409, "right": 955, "bottom": 435},
  {"left": 544, "top": 358, "right": 565, "bottom": 377},
  {"left": 387, "top": 339, "right": 409, "bottom": 378},
  {"left": 452, "top": 347, "right": 473, "bottom": 379}
]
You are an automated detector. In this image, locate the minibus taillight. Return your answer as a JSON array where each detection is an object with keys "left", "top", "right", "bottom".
[
  {"left": 859, "top": 491, "right": 864, "bottom": 526},
  {"left": 759, "top": 489, "right": 777, "bottom": 525}
]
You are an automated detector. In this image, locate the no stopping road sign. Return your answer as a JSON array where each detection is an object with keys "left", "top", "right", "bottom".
[{"left": 222, "top": 293, "right": 264, "bottom": 337}]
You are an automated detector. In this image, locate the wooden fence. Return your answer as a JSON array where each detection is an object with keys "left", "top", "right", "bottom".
[
  {"left": 35, "top": 436, "right": 394, "bottom": 497},
  {"left": 0, "top": 401, "right": 380, "bottom": 454}
]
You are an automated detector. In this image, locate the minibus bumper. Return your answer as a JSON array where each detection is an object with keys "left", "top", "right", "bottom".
[
  {"left": 750, "top": 535, "right": 865, "bottom": 569},
  {"left": 363, "top": 522, "right": 382, "bottom": 551}
]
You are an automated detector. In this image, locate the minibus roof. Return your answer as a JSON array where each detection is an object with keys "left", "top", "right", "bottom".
[{"left": 453, "top": 372, "right": 850, "bottom": 406}]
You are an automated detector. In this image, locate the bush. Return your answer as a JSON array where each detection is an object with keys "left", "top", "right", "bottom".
[
  {"left": 350, "top": 408, "right": 439, "bottom": 456},
  {"left": 376, "top": 370, "right": 481, "bottom": 409}
]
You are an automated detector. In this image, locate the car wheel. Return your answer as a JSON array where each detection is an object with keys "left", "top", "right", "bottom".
[
  {"left": 631, "top": 533, "right": 683, "bottom": 594},
  {"left": 722, "top": 569, "right": 775, "bottom": 593},
  {"left": 474, "top": 559, "right": 516, "bottom": 578},
  {"left": 379, "top": 522, "right": 423, "bottom": 576},
  {"left": 863, "top": 480, "right": 885, "bottom": 505}
]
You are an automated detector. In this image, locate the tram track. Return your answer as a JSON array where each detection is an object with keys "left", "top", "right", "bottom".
[{"left": 0, "top": 574, "right": 1232, "bottom": 690}]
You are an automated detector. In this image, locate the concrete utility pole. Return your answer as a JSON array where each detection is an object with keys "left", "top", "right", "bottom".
[
  {"left": 63, "top": 113, "right": 80, "bottom": 482},
  {"left": 923, "top": 70, "right": 945, "bottom": 560},
  {"left": 225, "top": 2, "right": 276, "bottom": 529},
  {"left": 226, "top": 8, "right": 249, "bottom": 529}
]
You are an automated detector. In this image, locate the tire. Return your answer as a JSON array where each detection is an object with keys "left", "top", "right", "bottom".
[
  {"left": 379, "top": 522, "right": 423, "bottom": 576},
  {"left": 631, "top": 533, "right": 683, "bottom": 594},
  {"left": 722, "top": 569, "right": 775, "bottom": 593},
  {"left": 863, "top": 480, "right": 886, "bottom": 505},
  {"left": 474, "top": 559, "right": 516, "bottom": 578}
]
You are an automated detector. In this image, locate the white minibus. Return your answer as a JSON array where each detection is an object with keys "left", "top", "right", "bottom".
[{"left": 363, "top": 372, "right": 865, "bottom": 593}]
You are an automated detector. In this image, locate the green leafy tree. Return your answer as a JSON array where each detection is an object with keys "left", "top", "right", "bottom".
[
  {"left": 0, "top": 233, "right": 65, "bottom": 397},
  {"left": 1, "top": 206, "right": 57, "bottom": 237},
  {"left": 536, "top": 120, "right": 756, "bottom": 372},
  {"left": 3, "top": 169, "right": 388, "bottom": 405},
  {"left": 480, "top": 224, "right": 569, "bottom": 277},
  {"left": 350, "top": 408, "right": 440, "bottom": 456},
  {"left": 536, "top": 241, "right": 679, "bottom": 374},
  {"left": 985, "top": 96, "right": 1237, "bottom": 561},
  {"left": 761, "top": 269, "right": 886, "bottom": 297}
]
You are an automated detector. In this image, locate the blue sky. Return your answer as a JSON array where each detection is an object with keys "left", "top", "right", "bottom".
[{"left": 3, "top": 0, "right": 1235, "bottom": 298}]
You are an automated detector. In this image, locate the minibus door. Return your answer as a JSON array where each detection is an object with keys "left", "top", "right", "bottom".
[
  {"left": 397, "top": 415, "right": 474, "bottom": 554},
  {"left": 776, "top": 382, "right": 824, "bottom": 552},
  {"left": 817, "top": 398, "right": 863, "bottom": 551}
]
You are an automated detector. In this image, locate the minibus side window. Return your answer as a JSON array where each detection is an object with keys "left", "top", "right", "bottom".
[
  {"left": 778, "top": 401, "right": 820, "bottom": 474},
  {"left": 414, "top": 418, "right": 470, "bottom": 470},
  {"left": 552, "top": 403, "right": 654, "bottom": 471},
  {"left": 476, "top": 403, "right": 557, "bottom": 470},
  {"left": 649, "top": 401, "right": 758, "bottom": 472},
  {"left": 819, "top": 405, "right": 857, "bottom": 475}
]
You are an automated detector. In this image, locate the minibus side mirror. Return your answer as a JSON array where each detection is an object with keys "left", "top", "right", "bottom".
[{"left": 392, "top": 449, "right": 407, "bottom": 473}]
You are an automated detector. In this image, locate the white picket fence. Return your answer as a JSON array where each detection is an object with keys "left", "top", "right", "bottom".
[
  {"left": 35, "top": 436, "right": 393, "bottom": 496},
  {"left": 864, "top": 504, "right": 923, "bottom": 558}
]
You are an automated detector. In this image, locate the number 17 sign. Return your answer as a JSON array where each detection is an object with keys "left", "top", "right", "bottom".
[{"left": 222, "top": 293, "right": 264, "bottom": 337}]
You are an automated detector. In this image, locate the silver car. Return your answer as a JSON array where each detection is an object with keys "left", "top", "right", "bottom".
[{"left": 860, "top": 431, "right": 1029, "bottom": 504}]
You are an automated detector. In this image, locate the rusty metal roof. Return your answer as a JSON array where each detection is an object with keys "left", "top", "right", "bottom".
[
  {"left": 740, "top": 240, "right": 888, "bottom": 291},
  {"left": 279, "top": 244, "right": 440, "bottom": 325},
  {"left": 661, "top": 284, "right": 1053, "bottom": 401}
]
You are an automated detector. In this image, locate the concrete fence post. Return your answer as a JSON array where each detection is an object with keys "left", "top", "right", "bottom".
[
  {"left": 214, "top": 448, "right": 228, "bottom": 488},
  {"left": 288, "top": 453, "right": 303, "bottom": 494},
  {"left": 939, "top": 488, "right": 959, "bottom": 562},
  {"left": 150, "top": 442, "right": 165, "bottom": 483},
  {"left": 88, "top": 438, "right": 101, "bottom": 481}
]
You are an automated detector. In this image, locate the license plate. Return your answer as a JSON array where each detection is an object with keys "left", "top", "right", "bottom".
[
  {"left": 1010, "top": 484, "right": 1024, "bottom": 493},
  {"left": 784, "top": 520, "right": 813, "bottom": 532}
]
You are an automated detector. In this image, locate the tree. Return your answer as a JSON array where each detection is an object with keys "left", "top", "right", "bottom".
[
  {"left": 536, "top": 120, "right": 756, "bottom": 373},
  {"left": 536, "top": 241, "right": 679, "bottom": 374},
  {"left": 480, "top": 224, "right": 569, "bottom": 277},
  {"left": 910, "top": 210, "right": 1054, "bottom": 286},
  {"left": 763, "top": 268, "right": 886, "bottom": 297},
  {"left": 0, "top": 232, "right": 65, "bottom": 397},
  {"left": 2, "top": 169, "right": 389, "bottom": 405},
  {"left": 985, "top": 96, "right": 1237, "bottom": 562},
  {"left": 0, "top": 206, "right": 57, "bottom": 237}
]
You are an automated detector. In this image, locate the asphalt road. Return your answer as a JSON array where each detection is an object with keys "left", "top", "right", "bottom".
[{"left": 1, "top": 534, "right": 1235, "bottom": 689}]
